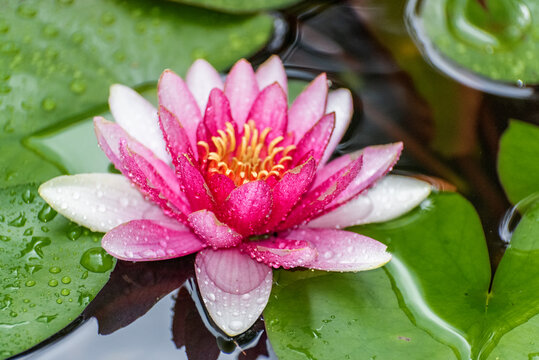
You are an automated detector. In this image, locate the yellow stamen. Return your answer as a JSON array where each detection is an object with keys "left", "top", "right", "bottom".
[{"left": 198, "top": 121, "right": 296, "bottom": 186}]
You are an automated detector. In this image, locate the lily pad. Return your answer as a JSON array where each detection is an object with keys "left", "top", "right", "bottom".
[
  {"left": 410, "top": 0, "right": 539, "bottom": 86},
  {"left": 0, "top": 0, "right": 273, "bottom": 187},
  {"left": 265, "top": 192, "right": 539, "bottom": 359},
  {"left": 0, "top": 184, "right": 114, "bottom": 359},
  {"left": 167, "top": 0, "right": 302, "bottom": 13},
  {"left": 498, "top": 119, "right": 539, "bottom": 204}
]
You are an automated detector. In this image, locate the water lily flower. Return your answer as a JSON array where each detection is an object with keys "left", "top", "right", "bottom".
[{"left": 39, "top": 56, "right": 431, "bottom": 336}]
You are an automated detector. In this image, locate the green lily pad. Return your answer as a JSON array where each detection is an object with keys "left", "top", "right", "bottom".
[
  {"left": 167, "top": 0, "right": 302, "bottom": 13},
  {"left": 0, "top": 184, "right": 114, "bottom": 359},
  {"left": 0, "top": 0, "right": 273, "bottom": 187},
  {"left": 265, "top": 193, "right": 539, "bottom": 359},
  {"left": 417, "top": 0, "right": 539, "bottom": 84},
  {"left": 498, "top": 119, "right": 539, "bottom": 204}
]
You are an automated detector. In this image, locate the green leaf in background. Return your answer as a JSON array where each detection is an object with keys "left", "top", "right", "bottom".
[
  {"left": 167, "top": 0, "right": 302, "bottom": 13},
  {"left": 0, "top": 185, "right": 114, "bottom": 359},
  {"left": 498, "top": 120, "right": 539, "bottom": 204},
  {"left": 0, "top": 0, "right": 273, "bottom": 187},
  {"left": 418, "top": 0, "right": 539, "bottom": 84},
  {"left": 265, "top": 193, "right": 539, "bottom": 359}
]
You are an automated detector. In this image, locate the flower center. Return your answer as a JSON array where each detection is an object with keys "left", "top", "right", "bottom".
[{"left": 198, "top": 120, "right": 295, "bottom": 186}]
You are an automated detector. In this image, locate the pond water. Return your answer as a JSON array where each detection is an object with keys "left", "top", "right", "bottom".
[{"left": 12, "top": 0, "right": 538, "bottom": 359}]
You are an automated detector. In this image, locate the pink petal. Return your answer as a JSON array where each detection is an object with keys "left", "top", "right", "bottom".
[
  {"left": 207, "top": 173, "right": 236, "bottom": 204},
  {"left": 287, "top": 73, "right": 328, "bottom": 141},
  {"left": 293, "top": 112, "right": 335, "bottom": 166},
  {"left": 195, "top": 249, "right": 273, "bottom": 336},
  {"left": 224, "top": 59, "right": 259, "bottom": 128},
  {"left": 94, "top": 116, "right": 127, "bottom": 166},
  {"left": 188, "top": 210, "right": 243, "bottom": 249},
  {"left": 118, "top": 141, "right": 190, "bottom": 221},
  {"left": 308, "top": 175, "right": 432, "bottom": 228},
  {"left": 312, "top": 153, "right": 352, "bottom": 189},
  {"left": 158, "top": 106, "right": 194, "bottom": 167},
  {"left": 328, "top": 142, "right": 403, "bottom": 209},
  {"left": 220, "top": 180, "right": 272, "bottom": 236},
  {"left": 186, "top": 59, "right": 224, "bottom": 113},
  {"left": 203, "top": 88, "right": 235, "bottom": 136},
  {"left": 283, "top": 228, "right": 391, "bottom": 271},
  {"left": 102, "top": 219, "right": 205, "bottom": 261},
  {"left": 278, "top": 154, "right": 363, "bottom": 230},
  {"left": 263, "top": 157, "right": 316, "bottom": 232},
  {"left": 255, "top": 55, "right": 287, "bottom": 97},
  {"left": 241, "top": 237, "right": 317, "bottom": 269},
  {"left": 247, "top": 83, "right": 288, "bottom": 141},
  {"left": 108, "top": 84, "right": 169, "bottom": 163},
  {"left": 176, "top": 155, "right": 215, "bottom": 212},
  {"left": 158, "top": 70, "right": 202, "bottom": 157},
  {"left": 321, "top": 89, "right": 353, "bottom": 164},
  {"left": 38, "top": 174, "right": 166, "bottom": 233}
]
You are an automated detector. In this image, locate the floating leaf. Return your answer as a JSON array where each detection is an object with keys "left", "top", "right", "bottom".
[
  {"left": 409, "top": 0, "right": 539, "bottom": 90},
  {"left": 166, "top": 0, "right": 302, "bottom": 13},
  {"left": 265, "top": 193, "right": 539, "bottom": 359},
  {"left": 0, "top": 0, "right": 273, "bottom": 187},
  {"left": 498, "top": 119, "right": 539, "bottom": 204},
  {"left": 0, "top": 184, "right": 114, "bottom": 358}
]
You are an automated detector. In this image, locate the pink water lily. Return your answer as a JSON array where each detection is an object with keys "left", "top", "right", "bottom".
[{"left": 39, "top": 56, "right": 431, "bottom": 336}]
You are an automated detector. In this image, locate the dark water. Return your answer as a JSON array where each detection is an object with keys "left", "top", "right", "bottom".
[{"left": 14, "top": 0, "right": 539, "bottom": 359}]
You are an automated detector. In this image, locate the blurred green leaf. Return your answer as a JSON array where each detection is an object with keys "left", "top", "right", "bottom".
[{"left": 166, "top": 0, "right": 302, "bottom": 13}]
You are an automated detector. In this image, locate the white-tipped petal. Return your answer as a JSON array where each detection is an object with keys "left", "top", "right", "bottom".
[
  {"left": 321, "top": 88, "right": 353, "bottom": 164},
  {"left": 38, "top": 173, "right": 165, "bottom": 233},
  {"left": 108, "top": 84, "right": 169, "bottom": 163},
  {"left": 255, "top": 55, "right": 287, "bottom": 96},
  {"left": 195, "top": 249, "right": 273, "bottom": 337},
  {"left": 186, "top": 59, "right": 224, "bottom": 113},
  {"left": 308, "top": 175, "right": 432, "bottom": 228}
]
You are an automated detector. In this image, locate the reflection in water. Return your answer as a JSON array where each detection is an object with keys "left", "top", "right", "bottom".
[{"left": 499, "top": 193, "right": 539, "bottom": 244}]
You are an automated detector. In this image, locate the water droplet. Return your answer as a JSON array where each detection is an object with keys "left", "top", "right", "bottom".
[
  {"left": 38, "top": 204, "right": 57, "bottom": 222},
  {"left": 48, "top": 279, "right": 58, "bottom": 287},
  {"left": 100, "top": 12, "right": 116, "bottom": 26},
  {"left": 0, "top": 235, "right": 10, "bottom": 242},
  {"left": 80, "top": 247, "right": 114, "bottom": 273},
  {"left": 69, "top": 79, "right": 86, "bottom": 94},
  {"left": 207, "top": 293, "right": 216, "bottom": 302},
  {"left": 8, "top": 213, "right": 26, "bottom": 227},
  {"left": 0, "top": 84, "right": 11, "bottom": 94},
  {"left": 36, "top": 314, "right": 57, "bottom": 323},
  {"left": 61, "top": 288, "right": 70, "bottom": 296},
  {"left": 49, "top": 266, "right": 61, "bottom": 274},
  {"left": 229, "top": 320, "right": 244, "bottom": 332},
  {"left": 0, "top": 20, "right": 9, "bottom": 34},
  {"left": 19, "top": 236, "right": 51, "bottom": 259},
  {"left": 61, "top": 276, "right": 71, "bottom": 284},
  {"left": 21, "top": 189, "right": 34, "bottom": 203},
  {"left": 41, "top": 97, "right": 56, "bottom": 111},
  {"left": 25, "top": 280, "right": 36, "bottom": 287},
  {"left": 77, "top": 291, "right": 93, "bottom": 306},
  {"left": 43, "top": 24, "right": 59, "bottom": 38}
]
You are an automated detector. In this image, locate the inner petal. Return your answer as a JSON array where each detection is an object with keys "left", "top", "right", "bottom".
[{"left": 197, "top": 120, "right": 296, "bottom": 186}]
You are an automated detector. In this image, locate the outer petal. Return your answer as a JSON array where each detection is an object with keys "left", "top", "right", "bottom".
[
  {"left": 255, "top": 55, "right": 287, "bottom": 96},
  {"left": 308, "top": 175, "right": 432, "bottom": 228},
  {"left": 293, "top": 112, "right": 335, "bottom": 166},
  {"left": 202, "top": 88, "right": 234, "bottom": 137},
  {"left": 158, "top": 70, "right": 202, "bottom": 156},
  {"left": 188, "top": 210, "right": 243, "bottom": 249},
  {"left": 241, "top": 238, "right": 317, "bottom": 269},
  {"left": 195, "top": 249, "right": 273, "bottom": 336},
  {"left": 329, "top": 142, "right": 403, "bottom": 208},
  {"left": 287, "top": 73, "right": 328, "bottom": 141},
  {"left": 38, "top": 173, "right": 165, "bottom": 233},
  {"left": 263, "top": 157, "right": 316, "bottom": 232},
  {"left": 186, "top": 59, "right": 224, "bottom": 113},
  {"left": 283, "top": 228, "right": 391, "bottom": 271},
  {"left": 320, "top": 89, "right": 353, "bottom": 164},
  {"left": 158, "top": 106, "right": 194, "bottom": 166},
  {"left": 220, "top": 180, "right": 272, "bottom": 236},
  {"left": 278, "top": 154, "right": 363, "bottom": 229},
  {"left": 224, "top": 59, "right": 259, "bottom": 128},
  {"left": 108, "top": 84, "right": 169, "bottom": 163},
  {"left": 102, "top": 219, "right": 204, "bottom": 261},
  {"left": 247, "top": 83, "right": 288, "bottom": 141}
]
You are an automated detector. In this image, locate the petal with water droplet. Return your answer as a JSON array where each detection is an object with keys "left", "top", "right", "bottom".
[
  {"left": 195, "top": 248, "right": 272, "bottom": 336},
  {"left": 38, "top": 174, "right": 165, "bottom": 232},
  {"left": 241, "top": 237, "right": 317, "bottom": 269},
  {"left": 224, "top": 59, "right": 259, "bottom": 128},
  {"left": 308, "top": 175, "right": 432, "bottom": 228},
  {"left": 186, "top": 59, "right": 223, "bottom": 113},
  {"left": 255, "top": 55, "right": 287, "bottom": 96},
  {"left": 321, "top": 89, "right": 353, "bottom": 164},
  {"left": 188, "top": 210, "right": 243, "bottom": 248}
]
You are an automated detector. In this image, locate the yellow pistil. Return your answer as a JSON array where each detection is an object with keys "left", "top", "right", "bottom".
[{"left": 198, "top": 120, "right": 295, "bottom": 186}]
